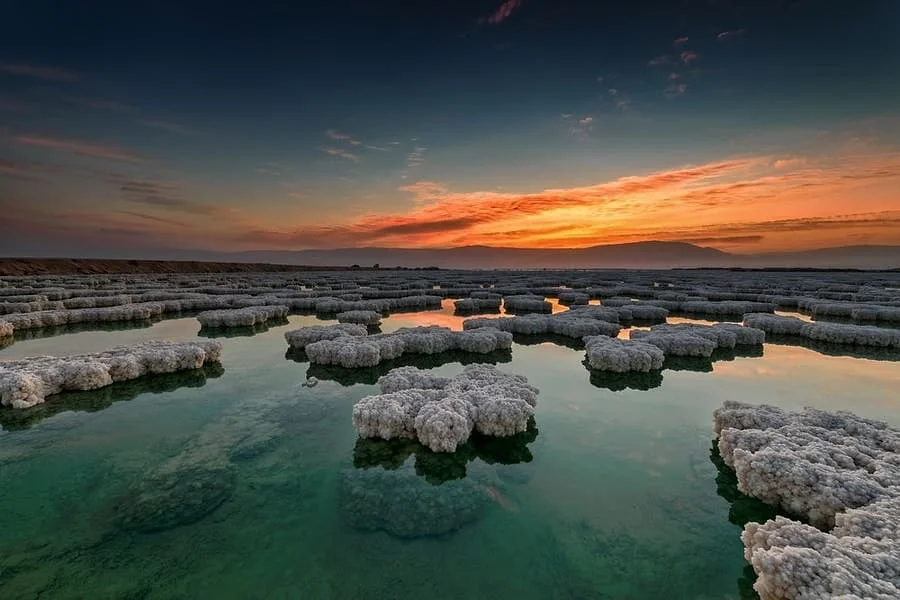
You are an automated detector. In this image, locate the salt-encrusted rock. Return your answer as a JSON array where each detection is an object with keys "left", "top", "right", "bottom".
[
  {"left": 615, "top": 305, "right": 669, "bottom": 323},
  {"left": 800, "top": 321, "right": 900, "bottom": 348},
  {"left": 583, "top": 336, "right": 665, "bottom": 372},
  {"left": 681, "top": 300, "right": 775, "bottom": 316},
  {"left": 0, "top": 340, "right": 223, "bottom": 409},
  {"left": 743, "top": 313, "right": 806, "bottom": 335},
  {"left": 0, "top": 319, "right": 12, "bottom": 339},
  {"left": 3, "top": 303, "right": 164, "bottom": 331},
  {"left": 463, "top": 312, "right": 621, "bottom": 339},
  {"left": 336, "top": 310, "right": 383, "bottom": 326},
  {"left": 303, "top": 326, "right": 513, "bottom": 368},
  {"left": 197, "top": 305, "right": 288, "bottom": 328},
  {"left": 503, "top": 295, "right": 552, "bottom": 313},
  {"left": 558, "top": 291, "right": 590, "bottom": 305},
  {"left": 743, "top": 504, "right": 900, "bottom": 600},
  {"left": 283, "top": 323, "right": 367, "bottom": 349},
  {"left": 351, "top": 364, "right": 538, "bottom": 452},
  {"left": 453, "top": 297, "right": 502, "bottom": 313},
  {"left": 630, "top": 329, "right": 718, "bottom": 357}
]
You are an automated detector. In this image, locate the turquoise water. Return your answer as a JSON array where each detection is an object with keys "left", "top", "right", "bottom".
[{"left": 1, "top": 301, "right": 899, "bottom": 599}]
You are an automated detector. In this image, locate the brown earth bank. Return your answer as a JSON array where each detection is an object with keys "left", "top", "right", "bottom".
[{"left": 0, "top": 258, "right": 375, "bottom": 276}]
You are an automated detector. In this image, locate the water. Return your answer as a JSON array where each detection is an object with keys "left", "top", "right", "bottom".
[{"left": 1, "top": 301, "right": 899, "bottom": 599}]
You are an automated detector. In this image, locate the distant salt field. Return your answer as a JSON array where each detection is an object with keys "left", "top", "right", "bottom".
[{"left": 1, "top": 269, "right": 899, "bottom": 599}]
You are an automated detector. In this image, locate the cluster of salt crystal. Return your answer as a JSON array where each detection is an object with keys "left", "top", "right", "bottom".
[
  {"left": 303, "top": 325, "right": 512, "bottom": 368},
  {"left": 463, "top": 311, "right": 621, "bottom": 339},
  {"left": 630, "top": 322, "right": 765, "bottom": 357},
  {"left": 352, "top": 364, "right": 538, "bottom": 452},
  {"left": 714, "top": 400, "right": 900, "bottom": 600},
  {"left": 583, "top": 335, "right": 665, "bottom": 372},
  {"left": 197, "top": 305, "right": 289, "bottom": 328},
  {"left": 453, "top": 297, "right": 502, "bottom": 313},
  {"left": 283, "top": 323, "right": 368, "bottom": 349},
  {"left": 503, "top": 295, "right": 552, "bottom": 313},
  {"left": 0, "top": 340, "right": 223, "bottom": 409},
  {"left": 744, "top": 314, "right": 900, "bottom": 348},
  {"left": 336, "top": 310, "right": 383, "bottom": 326}
]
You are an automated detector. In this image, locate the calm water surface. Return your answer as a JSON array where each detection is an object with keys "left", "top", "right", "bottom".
[{"left": 1, "top": 300, "right": 898, "bottom": 599}]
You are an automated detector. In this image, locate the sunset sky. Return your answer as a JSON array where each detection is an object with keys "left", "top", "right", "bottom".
[{"left": 1, "top": 0, "right": 899, "bottom": 258}]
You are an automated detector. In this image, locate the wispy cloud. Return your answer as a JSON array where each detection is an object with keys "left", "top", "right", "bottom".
[
  {"left": 773, "top": 157, "right": 807, "bottom": 169},
  {"left": 668, "top": 72, "right": 681, "bottom": 80},
  {"left": 324, "top": 148, "right": 359, "bottom": 162},
  {"left": 665, "top": 83, "right": 687, "bottom": 98},
  {"left": 70, "top": 97, "right": 137, "bottom": 113},
  {"left": 406, "top": 146, "right": 427, "bottom": 168},
  {"left": 0, "top": 159, "right": 41, "bottom": 182},
  {"left": 479, "top": 0, "right": 522, "bottom": 25},
  {"left": 14, "top": 135, "right": 146, "bottom": 162},
  {"left": 0, "top": 62, "right": 78, "bottom": 82},
  {"left": 717, "top": 29, "right": 746, "bottom": 42},
  {"left": 326, "top": 129, "right": 354, "bottom": 141},
  {"left": 674, "top": 37, "right": 689, "bottom": 46},
  {"left": 648, "top": 55, "right": 669, "bottom": 66},
  {"left": 680, "top": 50, "right": 699, "bottom": 65},
  {"left": 137, "top": 119, "right": 195, "bottom": 134}
]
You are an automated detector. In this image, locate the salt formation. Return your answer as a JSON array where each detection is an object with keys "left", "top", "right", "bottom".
[
  {"left": 631, "top": 323, "right": 765, "bottom": 357},
  {"left": 0, "top": 340, "right": 223, "bottom": 408},
  {"left": 614, "top": 304, "right": 670, "bottom": 323},
  {"left": 558, "top": 291, "right": 590, "bottom": 305},
  {"left": 680, "top": 300, "right": 775, "bottom": 316},
  {"left": 0, "top": 319, "right": 12, "bottom": 339},
  {"left": 283, "top": 323, "right": 368, "bottom": 349},
  {"left": 336, "top": 310, "right": 383, "bottom": 326},
  {"left": 743, "top": 314, "right": 900, "bottom": 348},
  {"left": 463, "top": 311, "right": 621, "bottom": 339},
  {"left": 3, "top": 303, "right": 164, "bottom": 331},
  {"left": 714, "top": 401, "right": 900, "bottom": 600},
  {"left": 453, "top": 297, "right": 502, "bottom": 313},
  {"left": 583, "top": 336, "right": 665, "bottom": 372},
  {"left": 503, "top": 295, "right": 552, "bottom": 313},
  {"left": 304, "top": 326, "right": 513, "bottom": 368},
  {"left": 196, "top": 305, "right": 288, "bottom": 328},
  {"left": 352, "top": 364, "right": 539, "bottom": 452}
]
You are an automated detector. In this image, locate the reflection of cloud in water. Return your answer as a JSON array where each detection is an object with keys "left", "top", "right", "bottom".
[{"left": 0, "top": 363, "right": 224, "bottom": 431}]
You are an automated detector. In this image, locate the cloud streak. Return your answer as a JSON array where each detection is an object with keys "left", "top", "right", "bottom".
[
  {"left": 0, "top": 62, "right": 78, "bottom": 82},
  {"left": 13, "top": 135, "right": 146, "bottom": 162},
  {"left": 479, "top": 0, "right": 522, "bottom": 25}
]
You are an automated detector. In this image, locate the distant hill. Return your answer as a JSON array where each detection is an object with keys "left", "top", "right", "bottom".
[
  {"left": 1, "top": 242, "right": 897, "bottom": 273},
  {"left": 224, "top": 242, "right": 899, "bottom": 270}
]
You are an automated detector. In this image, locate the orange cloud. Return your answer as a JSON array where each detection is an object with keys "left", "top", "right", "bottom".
[{"left": 14, "top": 135, "right": 145, "bottom": 162}]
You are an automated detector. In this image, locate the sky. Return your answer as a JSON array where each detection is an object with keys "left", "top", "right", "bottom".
[{"left": 1, "top": 0, "right": 899, "bottom": 258}]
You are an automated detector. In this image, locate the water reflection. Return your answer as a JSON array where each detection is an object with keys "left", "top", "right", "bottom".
[
  {"left": 0, "top": 363, "right": 224, "bottom": 431},
  {"left": 285, "top": 348, "right": 513, "bottom": 386},
  {"left": 198, "top": 318, "right": 288, "bottom": 339},
  {"left": 10, "top": 317, "right": 162, "bottom": 343},
  {"left": 765, "top": 335, "right": 900, "bottom": 362},
  {"left": 352, "top": 419, "right": 539, "bottom": 485},
  {"left": 586, "top": 368, "right": 664, "bottom": 391}
]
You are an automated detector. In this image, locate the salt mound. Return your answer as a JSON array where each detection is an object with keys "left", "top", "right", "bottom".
[
  {"left": 503, "top": 295, "right": 552, "bottom": 313},
  {"left": 583, "top": 335, "right": 665, "bottom": 372},
  {"left": 283, "top": 323, "right": 368, "bottom": 349},
  {"left": 0, "top": 340, "right": 223, "bottom": 408},
  {"left": 304, "top": 326, "right": 513, "bottom": 368},
  {"left": 0, "top": 320, "right": 12, "bottom": 339},
  {"left": 352, "top": 364, "right": 539, "bottom": 452},
  {"left": 714, "top": 401, "right": 900, "bottom": 600},
  {"left": 631, "top": 323, "right": 765, "bottom": 357},
  {"left": 743, "top": 314, "right": 900, "bottom": 348},
  {"left": 336, "top": 310, "right": 383, "bottom": 326},
  {"left": 197, "top": 305, "right": 288, "bottom": 328},
  {"left": 454, "top": 297, "right": 502, "bottom": 313},
  {"left": 463, "top": 312, "right": 621, "bottom": 339}
]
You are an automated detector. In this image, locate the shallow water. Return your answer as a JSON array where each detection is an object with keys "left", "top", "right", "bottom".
[{"left": 1, "top": 300, "right": 898, "bottom": 599}]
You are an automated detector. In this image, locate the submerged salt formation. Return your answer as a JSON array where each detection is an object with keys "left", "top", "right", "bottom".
[
  {"left": 583, "top": 335, "right": 665, "bottom": 372},
  {"left": 0, "top": 340, "right": 223, "bottom": 408},
  {"left": 631, "top": 323, "right": 766, "bottom": 358},
  {"left": 197, "top": 305, "right": 288, "bottom": 328},
  {"left": 283, "top": 323, "right": 368, "bottom": 349},
  {"left": 304, "top": 326, "right": 513, "bottom": 368},
  {"left": 743, "top": 313, "right": 900, "bottom": 348},
  {"left": 714, "top": 401, "right": 900, "bottom": 600},
  {"left": 335, "top": 310, "right": 383, "bottom": 326},
  {"left": 352, "top": 364, "right": 538, "bottom": 452}
]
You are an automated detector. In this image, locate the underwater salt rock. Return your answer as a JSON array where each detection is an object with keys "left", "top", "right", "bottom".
[
  {"left": 283, "top": 323, "right": 367, "bottom": 349},
  {"left": 339, "top": 464, "right": 489, "bottom": 538},
  {"left": 197, "top": 305, "right": 288, "bottom": 328},
  {"left": 0, "top": 340, "right": 223, "bottom": 409},
  {"left": 352, "top": 364, "right": 538, "bottom": 453},
  {"left": 583, "top": 335, "right": 665, "bottom": 372},
  {"left": 116, "top": 463, "right": 236, "bottom": 533}
]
